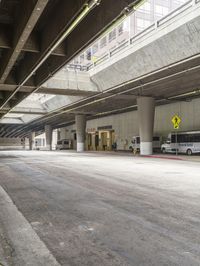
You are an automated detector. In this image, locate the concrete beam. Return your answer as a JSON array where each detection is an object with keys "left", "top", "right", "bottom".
[{"left": 38, "top": 87, "right": 98, "bottom": 97}]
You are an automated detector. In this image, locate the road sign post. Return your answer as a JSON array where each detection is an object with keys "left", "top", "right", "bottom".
[{"left": 171, "top": 115, "right": 181, "bottom": 156}]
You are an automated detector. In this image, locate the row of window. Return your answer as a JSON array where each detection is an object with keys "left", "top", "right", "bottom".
[
  {"left": 171, "top": 134, "right": 200, "bottom": 143},
  {"left": 139, "top": 0, "right": 187, "bottom": 15},
  {"left": 75, "top": 21, "right": 128, "bottom": 63}
]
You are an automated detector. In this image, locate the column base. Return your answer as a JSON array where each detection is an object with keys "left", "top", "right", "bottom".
[
  {"left": 77, "top": 142, "right": 85, "bottom": 152},
  {"left": 44, "top": 145, "right": 52, "bottom": 151},
  {"left": 140, "top": 142, "right": 153, "bottom": 155}
]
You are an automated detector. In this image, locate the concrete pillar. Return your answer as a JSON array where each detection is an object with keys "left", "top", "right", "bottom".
[
  {"left": 75, "top": 114, "right": 86, "bottom": 152},
  {"left": 29, "top": 132, "right": 35, "bottom": 150},
  {"left": 137, "top": 97, "right": 155, "bottom": 155},
  {"left": 45, "top": 125, "right": 52, "bottom": 151}
]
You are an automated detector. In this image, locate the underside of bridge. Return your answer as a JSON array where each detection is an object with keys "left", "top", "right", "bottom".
[
  {"left": 0, "top": 0, "right": 143, "bottom": 137},
  {"left": 1, "top": 1, "right": 200, "bottom": 265}
]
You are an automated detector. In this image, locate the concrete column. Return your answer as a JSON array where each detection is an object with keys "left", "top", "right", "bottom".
[
  {"left": 29, "top": 132, "right": 35, "bottom": 150},
  {"left": 45, "top": 125, "right": 52, "bottom": 151},
  {"left": 75, "top": 114, "right": 86, "bottom": 152},
  {"left": 137, "top": 97, "right": 155, "bottom": 155}
]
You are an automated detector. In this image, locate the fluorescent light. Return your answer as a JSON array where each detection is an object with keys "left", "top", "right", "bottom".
[{"left": 168, "top": 89, "right": 200, "bottom": 99}]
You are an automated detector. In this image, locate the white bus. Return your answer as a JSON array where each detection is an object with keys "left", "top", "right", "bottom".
[
  {"left": 129, "top": 136, "right": 162, "bottom": 152},
  {"left": 161, "top": 131, "right": 200, "bottom": 155}
]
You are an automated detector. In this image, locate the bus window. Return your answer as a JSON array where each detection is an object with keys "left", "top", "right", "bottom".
[
  {"left": 171, "top": 134, "right": 176, "bottom": 143},
  {"left": 193, "top": 134, "right": 200, "bottom": 142},
  {"left": 136, "top": 137, "right": 140, "bottom": 143}
]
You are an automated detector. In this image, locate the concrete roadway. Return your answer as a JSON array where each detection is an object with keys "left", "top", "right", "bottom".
[{"left": 0, "top": 150, "right": 200, "bottom": 266}]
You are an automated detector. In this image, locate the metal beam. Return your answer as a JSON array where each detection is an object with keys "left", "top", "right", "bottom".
[{"left": 0, "top": 0, "right": 49, "bottom": 83}]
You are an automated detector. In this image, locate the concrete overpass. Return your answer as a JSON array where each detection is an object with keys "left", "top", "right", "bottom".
[
  {"left": 1, "top": 1, "right": 200, "bottom": 265},
  {"left": 2, "top": 0, "right": 199, "bottom": 154}
]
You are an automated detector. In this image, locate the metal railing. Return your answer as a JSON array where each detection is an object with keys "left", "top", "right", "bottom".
[{"left": 66, "top": 0, "right": 197, "bottom": 72}]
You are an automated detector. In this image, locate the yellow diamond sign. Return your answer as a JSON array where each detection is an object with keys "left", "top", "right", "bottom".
[{"left": 172, "top": 115, "right": 181, "bottom": 129}]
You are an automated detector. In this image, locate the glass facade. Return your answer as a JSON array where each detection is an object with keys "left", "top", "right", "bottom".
[{"left": 70, "top": 0, "right": 188, "bottom": 67}]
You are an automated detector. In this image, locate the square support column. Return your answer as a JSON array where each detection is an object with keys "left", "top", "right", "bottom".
[
  {"left": 75, "top": 114, "right": 86, "bottom": 152},
  {"left": 45, "top": 125, "right": 52, "bottom": 151},
  {"left": 29, "top": 132, "right": 35, "bottom": 150},
  {"left": 137, "top": 97, "right": 155, "bottom": 155}
]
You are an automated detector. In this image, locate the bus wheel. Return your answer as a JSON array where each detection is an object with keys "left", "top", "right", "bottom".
[
  {"left": 187, "top": 149, "right": 192, "bottom": 156},
  {"left": 162, "top": 148, "right": 166, "bottom": 154}
]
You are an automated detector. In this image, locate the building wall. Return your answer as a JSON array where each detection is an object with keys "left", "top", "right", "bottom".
[
  {"left": 35, "top": 130, "right": 58, "bottom": 150},
  {"left": 0, "top": 137, "right": 26, "bottom": 150},
  {"left": 60, "top": 98, "right": 200, "bottom": 150}
]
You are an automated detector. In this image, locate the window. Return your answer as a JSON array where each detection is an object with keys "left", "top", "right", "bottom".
[
  {"left": 100, "top": 36, "right": 107, "bottom": 48},
  {"left": 138, "top": 1, "right": 151, "bottom": 14},
  {"left": 86, "top": 48, "right": 91, "bottom": 61},
  {"left": 79, "top": 53, "right": 84, "bottom": 64},
  {"left": 136, "top": 18, "right": 151, "bottom": 31},
  {"left": 173, "top": 0, "right": 187, "bottom": 5},
  {"left": 92, "top": 43, "right": 98, "bottom": 54},
  {"left": 171, "top": 134, "right": 176, "bottom": 143},
  {"left": 64, "top": 141, "right": 69, "bottom": 145},
  {"left": 74, "top": 57, "right": 79, "bottom": 64},
  {"left": 118, "top": 23, "right": 124, "bottom": 36},
  {"left": 109, "top": 28, "right": 116, "bottom": 42},
  {"left": 192, "top": 134, "right": 200, "bottom": 142},
  {"left": 136, "top": 137, "right": 140, "bottom": 144},
  {"left": 155, "top": 4, "right": 169, "bottom": 17},
  {"left": 177, "top": 134, "right": 187, "bottom": 143}
]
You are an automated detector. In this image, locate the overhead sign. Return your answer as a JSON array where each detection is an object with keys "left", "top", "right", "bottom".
[
  {"left": 172, "top": 115, "right": 181, "bottom": 129},
  {"left": 87, "top": 128, "right": 96, "bottom": 133},
  {"left": 97, "top": 125, "right": 112, "bottom": 131}
]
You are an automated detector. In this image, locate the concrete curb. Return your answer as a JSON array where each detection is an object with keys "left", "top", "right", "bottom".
[{"left": 0, "top": 186, "right": 61, "bottom": 266}]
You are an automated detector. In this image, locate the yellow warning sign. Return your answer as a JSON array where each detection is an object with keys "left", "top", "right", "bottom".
[{"left": 172, "top": 115, "right": 181, "bottom": 129}]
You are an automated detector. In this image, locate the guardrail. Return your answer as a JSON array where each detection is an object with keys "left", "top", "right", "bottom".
[
  {"left": 66, "top": 0, "right": 197, "bottom": 72},
  {"left": 65, "top": 64, "right": 88, "bottom": 71}
]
